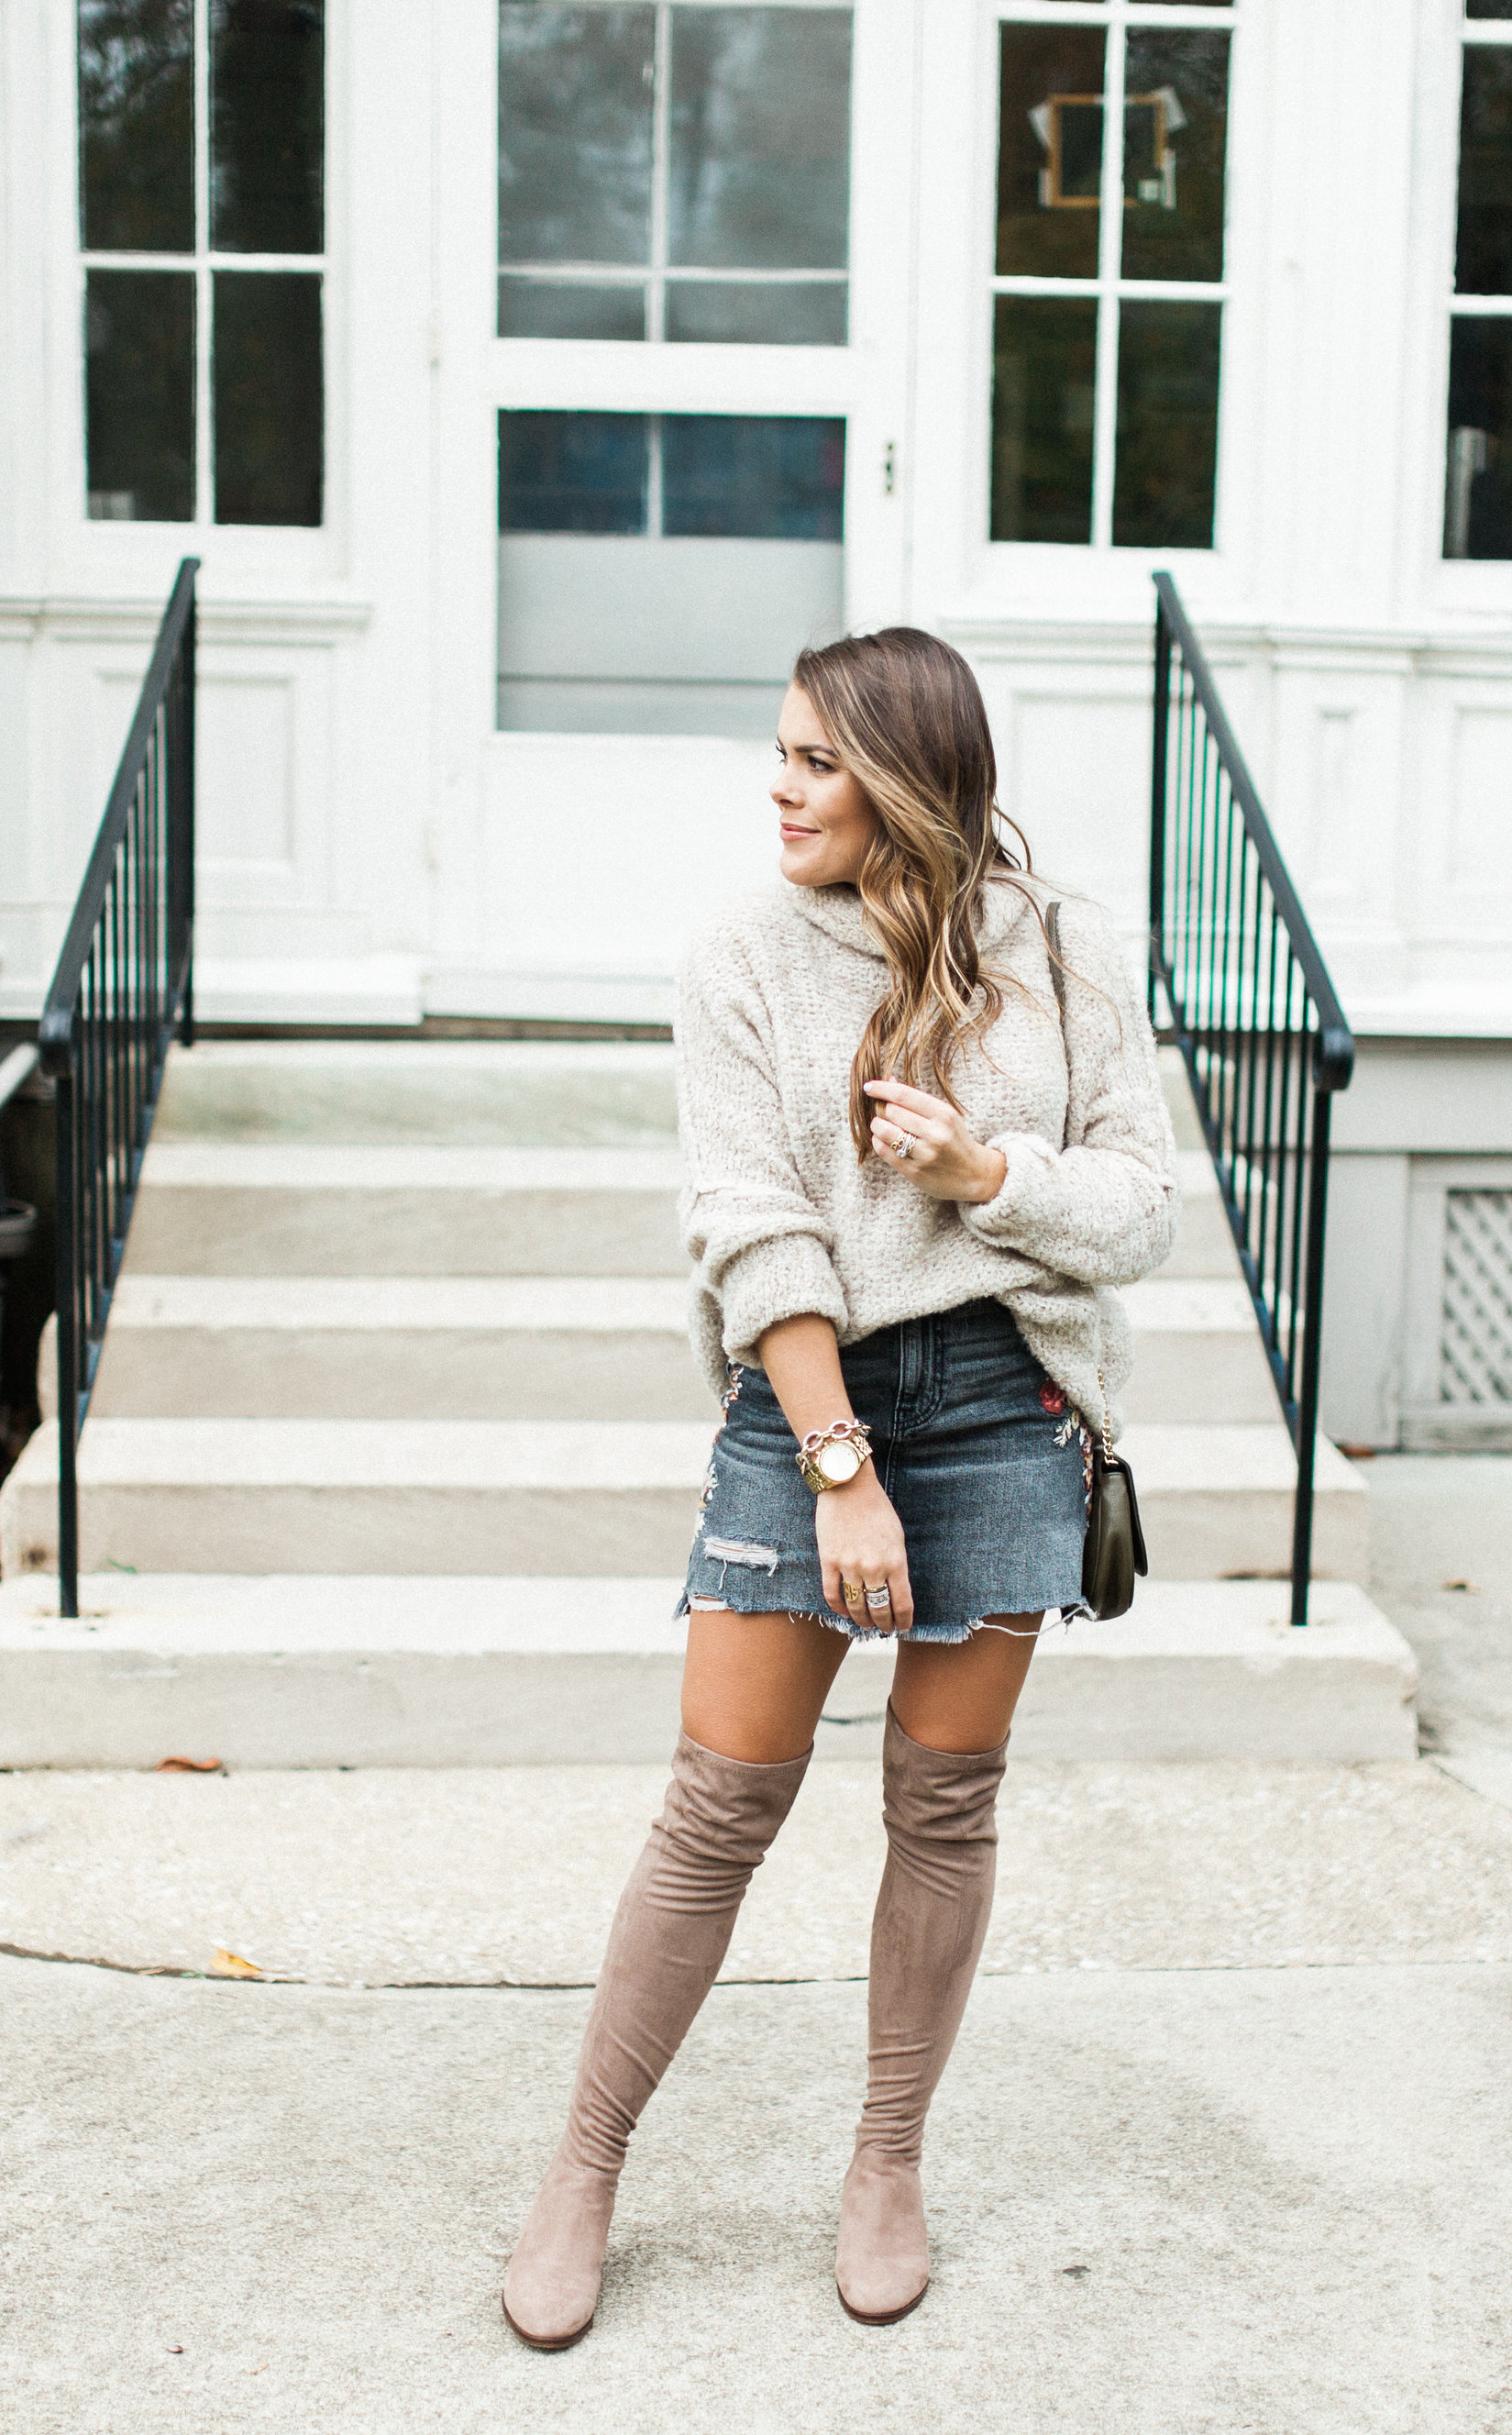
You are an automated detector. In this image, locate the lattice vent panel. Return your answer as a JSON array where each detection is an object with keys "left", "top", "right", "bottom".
[{"left": 1442, "top": 1191, "right": 1512, "bottom": 1404}]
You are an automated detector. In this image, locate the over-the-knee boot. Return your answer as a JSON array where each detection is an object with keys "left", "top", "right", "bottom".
[
  {"left": 835, "top": 1702, "right": 1009, "bottom": 2325},
  {"left": 502, "top": 1730, "right": 811, "bottom": 2349}
]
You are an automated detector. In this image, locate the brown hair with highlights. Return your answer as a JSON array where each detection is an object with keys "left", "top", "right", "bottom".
[{"left": 790, "top": 625, "right": 1047, "bottom": 1160}]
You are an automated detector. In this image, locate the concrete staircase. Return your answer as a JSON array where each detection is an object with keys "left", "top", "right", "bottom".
[{"left": 0, "top": 1040, "right": 1414, "bottom": 1765}]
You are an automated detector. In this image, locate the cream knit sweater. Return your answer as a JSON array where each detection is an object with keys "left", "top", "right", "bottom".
[{"left": 675, "top": 873, "right": 1179, "bottom": 1438}]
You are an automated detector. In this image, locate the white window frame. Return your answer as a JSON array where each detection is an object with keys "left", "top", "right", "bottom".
[
  {"left": 59, "top": 0, "right": 344, "bottom": 570},
  {"left": 988, "top": 0, "right": 1238, "bottom": 557},
  {"left": 1433, "top": 6, "right": 1512, "bottom": 592}
]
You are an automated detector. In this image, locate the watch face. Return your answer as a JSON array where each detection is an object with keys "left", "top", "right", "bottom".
[{"left": 817, "top": 1437, "right": 864, "bottom": 1486}]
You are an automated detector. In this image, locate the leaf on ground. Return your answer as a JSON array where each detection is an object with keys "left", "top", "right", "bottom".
[
  {"left": 209, "top": 1948, "right": 263, "bottom": 1979},
  {"left": 155, "top": 1755, "right": 223, "bottom": 1772},
  {"left": 1443, "top": 1579, "right": 1482, "bottom": 1594}
]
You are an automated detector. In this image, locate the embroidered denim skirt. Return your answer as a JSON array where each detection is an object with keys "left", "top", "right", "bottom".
[{"left": 678, "top": 1298, "right": 1088, "bottom": 1644}]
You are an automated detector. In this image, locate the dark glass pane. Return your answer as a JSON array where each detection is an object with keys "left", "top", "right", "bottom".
[
  {"left": 499, "top": 5, "right": 655, "bottom": 265},
  {"left": 210, "top": 0, "right": 324, "bottom": 252},
  {"left": 662, "top": 415, "right": 844, "bottom": 537},
  {"left": 996, "top": 24, "right": 1106, "bottom": 279},
  {"left": 665, "top": 281, "right": 846, "bottom": 344},
  {"left": 1468, "top": 4, "right": 1512, "bottom": 17},
  {"left": 668, "top": 7, "right": 852, "bottom": 270},
  {"left": 498, "top": 278, "right": 646, "bottom": 338},
  {"left": 1457, "top": 50, "right": 1512, "bottom": 293},
  {"left": 1445, "top": 318, "right": 1512, "bottom": 556},
  {"left": 990, "top": 295, "right": 1097, "bottom": 544},
  {"left": 499, "top": 410, "right": 648, "bottom": 531},
  {"left": 78, "top": 0, "right": 193, "bottom": 251},
  {"left": 1121, "top": 32, "right": 1229, "bottom": 282},
  {"left": 85, "top": 269, "right": 194, "bottom": 518},
  {"left": 1113, "top": 301, "right": 1221, "bottom": 548},
  {"left": 213, "top": 271, "right": 322, "bottom": 524}
]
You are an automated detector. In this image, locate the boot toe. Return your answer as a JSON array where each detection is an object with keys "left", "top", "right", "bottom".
[{"left": 834, "top": 2157, "right": 931, "bottom": 2326}]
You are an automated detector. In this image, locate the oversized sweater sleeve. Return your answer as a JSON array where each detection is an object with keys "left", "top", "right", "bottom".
[
  {"left": 676, "top": 920, "right": 849, "bottom": 1364},
  {"left": 958, "top": 897, "right": 1179, "bottom": 1284}
]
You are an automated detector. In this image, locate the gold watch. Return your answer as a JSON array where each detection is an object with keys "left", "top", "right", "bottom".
[{"left": 795, "top": 1417, "right": 875, "bottom": 1493}]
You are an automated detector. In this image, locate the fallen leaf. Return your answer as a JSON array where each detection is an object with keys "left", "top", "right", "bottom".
[
  {"left": 167, "top": 2345, "right": 183, "bottom": 2356},
  {"left": 155, "top": 1756, "right": 223, "bottom": 1773},
  {"left": 1443, "top": 1579, "right": 1482, "bottom": 1595},
  {"left": 209, "top": 1948, "right": 263, "bottom": 1979}
]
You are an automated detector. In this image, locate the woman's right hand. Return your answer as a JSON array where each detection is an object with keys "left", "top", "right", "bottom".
[{"left": 814, "top": 1471, "right": 914, "bottom": 1634}]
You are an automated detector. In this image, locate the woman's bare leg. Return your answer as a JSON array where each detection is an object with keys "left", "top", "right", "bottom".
[
  {"left": 681, "top": 1607, "right": 854, "bottom": 1762},
  {"left": 889, "top": 1611, "right": 1043, "bottom": 1754}
]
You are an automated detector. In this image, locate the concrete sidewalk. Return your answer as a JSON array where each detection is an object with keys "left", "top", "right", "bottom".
[{"left": 4, "top": 1951, "right": 1508, "bottom": 2434}]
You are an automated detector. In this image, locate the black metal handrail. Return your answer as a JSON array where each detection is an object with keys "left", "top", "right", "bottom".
[
  {"left": 39, "top": 558, "right": 198, "bottom": 1618},
  {"left": 1150, "top": 572, "right": 1354, "bottom": 1628}
]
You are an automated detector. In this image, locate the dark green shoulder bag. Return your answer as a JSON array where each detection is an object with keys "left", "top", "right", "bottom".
[{"left": 1045, "top": 902, "right": 1148, "bottom": 1621}]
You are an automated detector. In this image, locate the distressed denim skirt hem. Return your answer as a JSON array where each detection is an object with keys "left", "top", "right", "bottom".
[{"left": 677, "top": 1297, "right": 1089, "bottom": 1645}]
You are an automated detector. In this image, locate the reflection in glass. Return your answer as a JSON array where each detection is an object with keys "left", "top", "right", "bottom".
[
  {"left": 1457, "top": 50, "right": 1512, "bottom": 293},
  {"left": 1120, "top": 32, "right": 1228, "bottom": 282},
  {"left": 1445, "top": 319, "right": 1512, "bottom": 558},
  {"left": 498, "top": 279, "right": 646, "bottom": 338},
  {"left": 500, "top": 411, "right": 649, "bottom": 532},
  {"left": 666, "top": 281, "right": 845, "bottom": 344},
  {"left": 499, "top": 5, "right": 655, "bottom": 267},
  {"left": 210, "top": 0, "right": 324, "bottom": 253},
  {"left": 668, "top": 7, "right": 851, "bottom": 270},
  {"left": 85, "top": 270, "right": 194, "bottom": 520},
  {"left": 78, "top": 0, "right": 194, "bottom": 252},
  {"left": 996, "top": 25, "right": 1105, "bottom": 280},
  {"left": 663, "top": 415, "right": 844, "bottom": 537},
  {"left": 1113, "top": 302, "right": 1220, "bottom": 548},
  {"left": 990, "top": 297, "right": 1097, "bottom": 544},
  {"left": 213, "top": 271, "right": 322, "bottom": 524}
]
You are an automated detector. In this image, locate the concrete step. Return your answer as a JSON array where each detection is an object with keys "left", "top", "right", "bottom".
[
  {"left": 122, "top": 1145, "right": 686, "bottom": 1277},
  {"left": 1119, "top": 1278, "right": 1279, "bottom": 1423},
  {"left": 0, "top": 1416, "right": 1369, "bottom": 1582},
  {"left": 0, "top": 1572, "right": 1417, "bottom": 1765},
  {"left": 153, "top": 1038, "right": 679, "bottom": 1147},
  {"left": 1157, "top": 1153, "right": 1243, "bottom": 1279},
  {"left": 72, "top": 1272, "right": 1267, "bottom": 1426},
  {"left": 74, "top": 1277, "right": 714, "bottom": 1422}
]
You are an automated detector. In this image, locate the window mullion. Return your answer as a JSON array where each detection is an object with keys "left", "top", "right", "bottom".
[
  {"left": 649, "top": 5, "right": 672, "bottom": 343},
  {"left": 1091, "top": 11, "right": 1125, "bottom": 549},
  {"left": 194, "top": 0, "right": 212, "bottom": 525}
]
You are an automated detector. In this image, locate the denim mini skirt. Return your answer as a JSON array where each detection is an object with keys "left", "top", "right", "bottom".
[{"left": 678, "top": 1298, "right": 1089, "bottom": 1644}]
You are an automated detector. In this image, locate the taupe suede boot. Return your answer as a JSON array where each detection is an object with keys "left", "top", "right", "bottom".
[
  {"left": 502, "top": 1730, "right": 811, "bottom": 2349},
  {"left": 835, "top": 1703, "right": 1009, "bottom": 2326}
]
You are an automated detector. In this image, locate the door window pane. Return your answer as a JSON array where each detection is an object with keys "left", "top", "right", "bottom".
[
  {"left": 1120, "top": 31, "right": 1229, "bottom": 283},
  {"left": 498, "top": 409, "right": 844, "bottom": 731},
  {"left": 668, "top": 7, "right": 851, "bottom": 271},
  {"left": 996, "top": 25, "right": 1106, "bottom": 281},
  {"left": 662, "top": 415, "right": 844, "bottom": 537},
  {"left": 1457, "top": 50, "right": 1512, "bottom": 294},
  {"left": 1468, "top": 4, "right": 1512, "bottom": 18},
  {"left": 85, "top": 269, "right": 195, "bottom": 519},
  {"left": 498, "top": 278, "right": 647, "bottom": 338},
  {"left": 500, "top": 410, "right": 650, "bottom": 532},
  {"left": 499, "top": 4, "right": 656, "bottom": 267},
  {"left": 1113, "top": 300, "right": 1221, "bottom": 548},
  {"left": 665, "top": 280, "right": 845, "bottom": 345},
  {"left": 213, "top": 271, "right": 323, "bottom": 525},
  {"left": 209, "top": 0, "right": 325, "bottom": 253},
  {"left": 1446, "top": 319, "right": 1512, "bottom": 558},
  {"left": 990, "top": 296, "right": 1097, "bottom": 545},
  {"left": 78, "top": 0, "right": 193, "bottom": 252}
]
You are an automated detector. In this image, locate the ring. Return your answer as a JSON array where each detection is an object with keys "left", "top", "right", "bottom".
[
  {"left": 894, "top": 1133, "right": 916, "bottom": 1159},
  {"left": 865, "top": 1586, "right": 892, "bottom": 1611},
  {"left": 842, "top": 1578, "right": 864, "bottom": 1604}
]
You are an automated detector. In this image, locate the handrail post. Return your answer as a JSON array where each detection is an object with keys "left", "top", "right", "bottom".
[
  {"left": 1149, "top": 593, "right": 1170, "bottom": 1027},
  {"left": 1288, "top": 1081, "right": 1335, "bottom": 1627},
  {"left": 179, "top": 589, "right": 196, "bottom": 1047},
  {"left": 54, "top": 1065, "right": 79, "bottom": 1621}
]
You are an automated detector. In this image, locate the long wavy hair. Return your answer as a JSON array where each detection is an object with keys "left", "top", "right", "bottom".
[{"left": 790, "top": 625, "right": 1043, "bottom": 1160}]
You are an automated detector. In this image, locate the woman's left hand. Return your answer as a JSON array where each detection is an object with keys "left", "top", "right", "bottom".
[{"left": 865, "top": 1079, "right": 1008, "bottom": 1205}]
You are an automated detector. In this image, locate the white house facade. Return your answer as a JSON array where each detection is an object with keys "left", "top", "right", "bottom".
[{"left": 1, "top": 0, "right": 1511, "bottom": 1448}]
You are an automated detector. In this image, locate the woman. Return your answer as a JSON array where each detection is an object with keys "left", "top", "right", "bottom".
[{"left": 502, "top": 626, "right": 1177, "bottom": 2347}]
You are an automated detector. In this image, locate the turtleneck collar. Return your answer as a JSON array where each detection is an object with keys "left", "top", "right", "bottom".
[{"left": 781, "top": 869, "right": 1041, "bottom": 963}]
